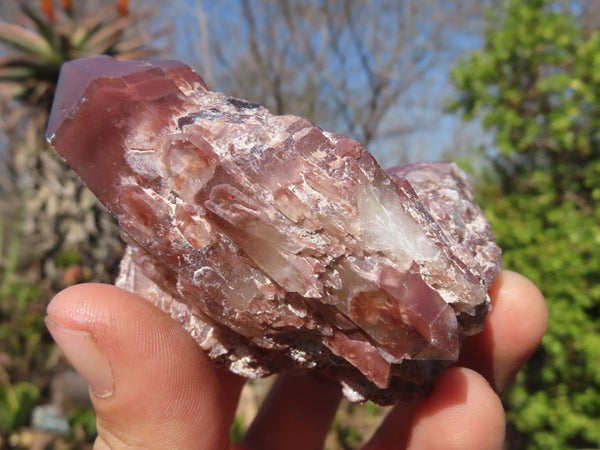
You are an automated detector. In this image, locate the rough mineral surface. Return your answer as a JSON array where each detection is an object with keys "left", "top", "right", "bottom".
[{"left": 46, "top": 55, "right": 502, "bottom": 405}]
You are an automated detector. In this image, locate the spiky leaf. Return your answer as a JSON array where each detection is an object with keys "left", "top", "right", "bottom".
[{"left": 0, "top": 22, "right": 58, "bottom": 63}]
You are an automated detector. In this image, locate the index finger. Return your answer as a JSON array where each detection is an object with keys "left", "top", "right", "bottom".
[{"left": 458, "top": 270, "right": 547, "bottom": 393}]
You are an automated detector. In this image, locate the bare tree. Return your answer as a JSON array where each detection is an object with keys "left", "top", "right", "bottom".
[{"left": 187, "top": 0, "right": 490, "bottom": 161}]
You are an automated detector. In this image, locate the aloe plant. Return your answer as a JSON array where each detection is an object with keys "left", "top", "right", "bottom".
[
  {"left": 0, "top": 1, "right": 167, "bottom": 287},
  {"left": 0, "top": 1, "right": 165, "bottom": 106}
]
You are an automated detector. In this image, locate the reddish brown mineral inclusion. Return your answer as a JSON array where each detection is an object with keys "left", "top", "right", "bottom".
[{"left": 47, "top": 56, "right": 501, "bottom": 404}]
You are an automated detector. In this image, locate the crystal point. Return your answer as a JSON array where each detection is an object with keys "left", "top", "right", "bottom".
[{"left": 47, "top": 56, "right": 501, "bottom": 404}]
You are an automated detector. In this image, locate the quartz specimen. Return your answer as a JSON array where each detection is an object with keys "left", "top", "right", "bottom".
[{"left": 46, "top": 55, "right": 502, "bottom": 405}]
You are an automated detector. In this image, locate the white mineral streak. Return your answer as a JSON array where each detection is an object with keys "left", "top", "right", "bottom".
[
  {"left": 124, "top": 148, "right": 161, "bottom": 179},
  {"left": 229, "top": 356, "right": 261, "bottom": 378},
  {"left": 287, "top": 302, "right": 308, "bottom": 318},
  {"left": 357, "top": 183, "right": 439, "bottom": 266},
  {"left": 341, "top": 382, "right": 367, "bottom": 403}
]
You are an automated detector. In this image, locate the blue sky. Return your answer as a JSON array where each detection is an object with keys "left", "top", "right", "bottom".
[
  {"left": 158, "top": 1, "right": 490, "bottom": 166},
  {"left": 0, "top": 1, "right": 491, "bottom": 168}
]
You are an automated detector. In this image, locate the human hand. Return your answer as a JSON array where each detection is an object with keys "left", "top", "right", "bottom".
[{"left": 45, "top": 270, "right": 546, "bottom": 449}]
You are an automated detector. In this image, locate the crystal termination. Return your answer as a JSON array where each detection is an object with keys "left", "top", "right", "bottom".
[{"left": 47, "top": 56, "right": 502, "bottom": 404}]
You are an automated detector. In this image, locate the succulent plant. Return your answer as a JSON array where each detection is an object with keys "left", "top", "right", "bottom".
[
  {"left": 0, "top": 0, "right": 165, "bottom": 107},
  {"left": 0, "top": 0, "right": 168, "bottom": 287}
]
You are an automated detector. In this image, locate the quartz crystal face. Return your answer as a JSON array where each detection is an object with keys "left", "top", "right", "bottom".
[{"left": 46, "top": 56, "right": 502, "bottom": 404}]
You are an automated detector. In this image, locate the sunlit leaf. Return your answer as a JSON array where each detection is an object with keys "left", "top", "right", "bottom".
[
  {"left": 81, "top": 14, "right": 144, "bottom": 54},
  {"left": 0, "top": 22, "right": 58, "bottom": 63},
  {"left": 20, "top": 4, "right": 57, "bottom": 49}
]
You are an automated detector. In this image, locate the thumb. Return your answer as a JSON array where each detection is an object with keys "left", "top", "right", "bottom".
[{"left": 46, "top": 283, "right": 243, "bottom": 449}]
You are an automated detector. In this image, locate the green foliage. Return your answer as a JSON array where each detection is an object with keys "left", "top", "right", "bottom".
[
  {"left": 0, "top": 381, "right": 40, "bottom": 435},
  {"left": 229, "top": 414, "right": 246, "bottom": 443},
  {"left": 0, "top": 217, "right": 48, "bottom": 382},
  {"left": 56, "top": 249, "right": 81, "bottom": 269},
  {"left": 450, "top": 0, "right": 600, "bottom": 204},
  {"left": 0, "top": 2, "right": 165, "bottom": 107},
  {"left": 330, "top": 409, "right": 364, "bottom": 450},
  {"left": 362, "top": 400, "right": 381, "bottom": 417},
  {"left": 69, "top": 407, "right": 97, "bottom": 443},
  {"left": 451, "top": 0, "right": 600, "bottom": 448},
  {"left": 481, "top": 186, "right": 600, "bottom": 447},
  {"left": 0, "top": 217, "right": 51, "bottom": 438},
  {"left": 336, "top": 424, "right": 362, "bottom": 450}
]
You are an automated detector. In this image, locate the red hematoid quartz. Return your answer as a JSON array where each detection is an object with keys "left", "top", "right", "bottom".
[{"left": 46, "top": 56, "right": 501, "bottom": 404}]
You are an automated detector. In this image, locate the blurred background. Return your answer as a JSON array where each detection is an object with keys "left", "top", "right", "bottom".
[{"left": 0, "top": 0, "right": 598, "bottom": 448}]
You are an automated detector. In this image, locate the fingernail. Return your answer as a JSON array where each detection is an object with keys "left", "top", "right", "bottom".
[{"left": 45, "top": 317, "right": 114, "bottom": 399}]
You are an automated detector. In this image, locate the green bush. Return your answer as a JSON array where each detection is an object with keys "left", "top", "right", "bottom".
[
  {"left": 482, "top": 187, "right": 600, "bottom": 447},
  {"left": 0, "top": 381, "right": 40, "bottom": 436},
  {"left": 0, "top": 217, "right": 52, "bottom": 439},
  {"left": 229, "top": 415, "right": 246, "bottom": 443},
  {"left": 0, "top": 217, "right": 48, "bottom": 383},
  {"left": 451, "top": 0, "right": 600, "bottom": 447},
  {"left": 69, "top": 407, "right": 97, "bottom": 443}
]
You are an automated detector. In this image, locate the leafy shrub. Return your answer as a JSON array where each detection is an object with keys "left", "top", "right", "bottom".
[{"left": 451, "top": 0, "right": 600, "bottom": 447}]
